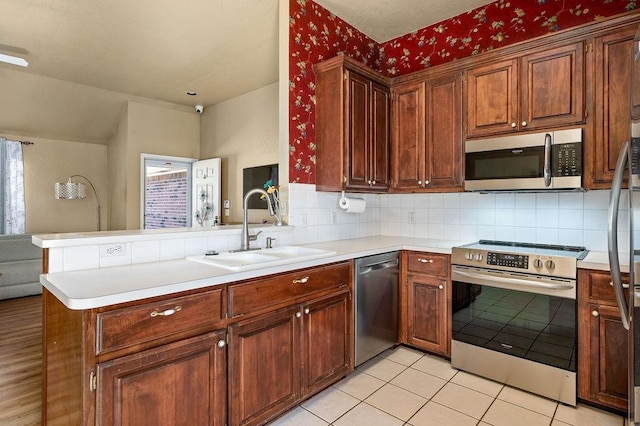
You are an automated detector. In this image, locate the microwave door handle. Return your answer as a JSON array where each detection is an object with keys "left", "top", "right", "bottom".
[
  {"left": 543, "top": 133, "right": 552, "bottom": 187},
  {"left": 607, "top": 140, "right": 630, "bottom": 330}
]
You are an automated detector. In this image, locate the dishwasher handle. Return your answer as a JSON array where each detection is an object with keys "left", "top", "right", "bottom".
[{"left": 357, "top": 258, "right": 399, "bottom": 275}]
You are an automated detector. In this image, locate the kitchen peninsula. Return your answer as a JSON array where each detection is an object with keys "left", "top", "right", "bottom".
[{"left": 35, "top": 226, "right": 618, "bottom": 425}]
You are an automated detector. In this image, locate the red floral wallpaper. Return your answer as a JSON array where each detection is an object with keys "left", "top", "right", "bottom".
[{"left": 288, "top": 0, "right": 638, "bottom": 184}]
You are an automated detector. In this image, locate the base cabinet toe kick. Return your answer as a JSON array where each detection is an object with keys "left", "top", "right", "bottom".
[{"left": 42, "top": 261, "right": 354, "bottom": 426}]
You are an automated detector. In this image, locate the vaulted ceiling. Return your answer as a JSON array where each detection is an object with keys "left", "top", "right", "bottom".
[{"left": 0, "top": 0, "right": 488, "bottom": 144}]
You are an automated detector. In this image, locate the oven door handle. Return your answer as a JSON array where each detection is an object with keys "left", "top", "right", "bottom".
[{"left": 452, "top": 268, "right": 574, "bottom": 291}]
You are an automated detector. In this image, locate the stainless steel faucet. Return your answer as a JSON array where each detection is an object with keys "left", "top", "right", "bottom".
[{"left": 240, "top": 188, "right": 275, "bottom": 251}]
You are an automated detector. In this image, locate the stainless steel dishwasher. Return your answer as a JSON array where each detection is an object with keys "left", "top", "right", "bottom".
[{"left": 355, "top": 251, "right": 399, "bottom": 366}]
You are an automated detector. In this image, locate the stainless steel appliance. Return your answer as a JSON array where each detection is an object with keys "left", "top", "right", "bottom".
[
  {"left": 355, "top": 251, "right": 399, "bottom": 366},
  {"left": 607, "top": 24, "right": 640, "bottom": 425},
  {"left": 451, "top": 240, "right": 588, "bottom": 405},
  {"left": 464, "top": 128, "right": 583, "bottom": 192}
]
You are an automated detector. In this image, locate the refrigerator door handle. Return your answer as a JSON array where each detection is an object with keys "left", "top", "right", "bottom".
[{"left": 608, "top": 140, "right": 631, "bottom": 330}]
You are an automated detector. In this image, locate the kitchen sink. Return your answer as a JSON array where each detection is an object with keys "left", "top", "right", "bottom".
[{"left": 186, "top": 246, "right": 336, "bottom": 271}]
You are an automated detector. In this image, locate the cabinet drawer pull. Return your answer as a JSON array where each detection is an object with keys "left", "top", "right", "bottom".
[
  {"left": 304, "top": 307, "right": 310, "bottom": 314},
  {"left": 293, "top": 276, "right": 309, "bottom": 284},
  {"left": 217, "top": 339, "right": 226, "bottom": 348},
  {"left": 295, "top": 312, "right": 302, "bottom": 318},
  {"left": 592, "top": 310, "right": 599, "bottom": 317},
  {"left": 150, "top": 305, "right": 182, "bottom": 317},
  {"left": 609, "top": 281, "right": 630, "bottom": 289},
  {"left": 438, "top": 285, "right": 444, "bottom": 290},
  {"left": 417, "top": 258, "right": 433, "bottom": 263}
]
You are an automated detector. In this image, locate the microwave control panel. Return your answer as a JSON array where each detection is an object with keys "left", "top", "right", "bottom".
[
  {"left": 553, "top": 142, "right": 582, "bottom": 177},
  {"left": 486, "top": 252, "right": 529, "bottom": 269}
]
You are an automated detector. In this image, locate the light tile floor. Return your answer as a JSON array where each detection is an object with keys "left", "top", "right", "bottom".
[{"left": 270, "top": 346, "right": 625, "bottom": 426}]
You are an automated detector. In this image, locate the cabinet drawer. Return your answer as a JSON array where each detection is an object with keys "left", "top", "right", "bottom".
[
  {"left": 585, "top": 270, "right": 629, "bottom": 304},
  {"left": 228, "top": 262, "right": 351, "bottom": 318},
  {"left": 406, "top": 252, "right": 449, "bottom": 277},
  {"left": 97, "top": 289, "right": 223, "bottom": 354}
]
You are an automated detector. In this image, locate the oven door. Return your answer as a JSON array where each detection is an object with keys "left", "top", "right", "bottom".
[{"left": 451, "top": 265, "right": 577, "bottom": 373}]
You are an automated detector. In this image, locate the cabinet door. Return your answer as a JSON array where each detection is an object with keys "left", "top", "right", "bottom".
[
  {"left": 520, "top": 42, "right": 585, "bottom": 130},
  {"left": 580, "top": 303, "right": 628, "bottom": 412},
  {"left": 370, "top": 82, "right": 391, "bottom": 190},
  {"left": 302, "top": 290, "right": 352, "bottom": 397},
  {"left": 228, "top": 305, "right": 300, "bottom": 426},
  {"left": 465, "top": 59, "right": 518, "bottom": 137},
  {"left": 590, "top": 25, "right": 637, "bottom": 188},
  {"left": 391, "top": 82, "right": 426, "bottom": 190},
  {"left": 96, "top": 331, "right": 226, "bottom": 426},
  {"left": 426, "top": 73, "right": 463, "bottom": 189},
  {"left": 406, "top": 274, "right": 449, "bottom": 356},
  {"left": 345, "top": 71, "right": 371, "bottom": 190}
]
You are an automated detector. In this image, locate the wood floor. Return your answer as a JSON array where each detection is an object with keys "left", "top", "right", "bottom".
[{"left": 0, "top": 295, "right": 42, "bottom": 426}]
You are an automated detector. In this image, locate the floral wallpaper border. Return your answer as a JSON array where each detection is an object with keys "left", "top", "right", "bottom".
[{"left": 288, "top": 0, "right": 638, "bottom": 184}]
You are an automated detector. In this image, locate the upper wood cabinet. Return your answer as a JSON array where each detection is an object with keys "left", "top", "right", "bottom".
[
  {"left": 586, "top": 24, "right": 638, "bottom": 189},
  {"left": 466, "top": 42, "right": 585, "bottom": 138},
  {"left": 391, "top": 71, "right": 463, "bottom": 192},
  {"left": 314, "top": 56, "right": 391, "bottom": 192}
]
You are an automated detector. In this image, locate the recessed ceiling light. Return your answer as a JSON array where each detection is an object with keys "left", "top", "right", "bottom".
[
  {"left": 186, "top": 91, "right": 198, "bottom": 96},
  {"left": 0, "top": 53, "right": 28, "bottom": 67}
]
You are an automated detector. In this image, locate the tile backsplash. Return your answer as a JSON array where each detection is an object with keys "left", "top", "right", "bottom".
[
  {"left": 288, "top": 183, "right": 626, "bottom": 253},
  {"left": 46, "top": 183, "right": 625, "bottom": 273}
]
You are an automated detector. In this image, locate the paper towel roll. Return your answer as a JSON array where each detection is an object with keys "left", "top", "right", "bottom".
[{"left": 339, "top": 195, "right": 366, "bottom": 213}]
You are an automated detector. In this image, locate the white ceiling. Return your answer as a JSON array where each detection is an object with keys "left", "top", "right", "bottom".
[
  {"left": 314, "top": 0, "right": 489, "bottom": 42},
  {"left": 0, "top": 0, "right": 488, "bottom": 144}
]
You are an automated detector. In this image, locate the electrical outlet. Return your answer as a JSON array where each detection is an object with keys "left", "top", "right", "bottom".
[
  {"left": 300, "top": 213, "right": 308, "bottom": 227},
  {"left": 223, "top": 199, "right": 230, "bottom": 208},
  {"left": 224, "top": 208, "right": 230, "bottom": 216},
  {"left": 330, "top": 210, "right": 338, "bottom": 224},
  {"left": 408, "top": 212, "right": 416, "bottom": 225},
  {"left": 101, "top": 243, "right": 126, "bottom": 257}
]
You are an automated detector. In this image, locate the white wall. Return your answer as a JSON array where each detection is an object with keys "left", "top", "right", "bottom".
[{"left": 200, "top": 83, "right": 279, "bottom": 224}]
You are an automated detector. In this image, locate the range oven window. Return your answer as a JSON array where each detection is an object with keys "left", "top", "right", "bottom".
[{"left": 452, "top": 282, "right": 576, "bottom": 372}]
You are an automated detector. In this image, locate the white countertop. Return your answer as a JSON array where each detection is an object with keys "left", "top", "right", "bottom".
[
  {"left": 40, "top": 235, "right": 619, "bottom": 310},
  {"left": 41, "top": 236, "right": 470, "bottom": 310}
]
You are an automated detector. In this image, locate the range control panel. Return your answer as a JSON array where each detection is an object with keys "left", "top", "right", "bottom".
[
  {"left": 451, "top": 246, "right": 582, "bottom": 279},
  {"left": 486, "top": 252, "right": 528, "bottom": 269}
]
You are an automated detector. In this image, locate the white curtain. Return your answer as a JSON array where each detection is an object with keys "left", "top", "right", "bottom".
[{"left": 1, "top": 138, "right": 26, "bottom": 234}]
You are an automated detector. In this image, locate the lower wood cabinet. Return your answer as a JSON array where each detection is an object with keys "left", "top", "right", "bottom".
[
  {"left": 228, "top": 289, "right": 351, "bottom": 426},
  {"left": 400, "top": 251, "right": 451, "bottom": 357},
  {"left": 43, "top": 261, "right": 353, "bottom": 426},
  {"left": 578, "top": 269, "right": 628, "bottom": 412},
  {"left": 96, "top": 330, "right": 227, "bottom": 426}
]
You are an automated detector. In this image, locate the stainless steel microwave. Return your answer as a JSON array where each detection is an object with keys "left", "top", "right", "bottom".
[{"left": 464, "top": 128, "right": 583, "bottom": 192}]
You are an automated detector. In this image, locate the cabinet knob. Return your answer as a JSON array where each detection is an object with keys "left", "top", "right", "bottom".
[
  {"left": 438, "top": 284, "right": 444, "bottom": 290},
  {"left": 418, "top": 258, "right": 434, "bottom": 263},
  {"left": 424, "top": 180, "right": 429, "bottom": 186},
  {"left": 295, "top": 312, "right": 302, "bottom": 318},
  {"left": 304, "top": 308, "right": 310, "bottom": 314},
  {"left": 511, "top": 122, "right": 517, "bottom": 128},
  {"left": 293, "top": 276, "right": 309, "bottom": 284},
  {"left": 150, "top": 305, "right": 182, "bottom": 317},
  {"left": 521, "top": 121, "right": 527, "bottom": 127},
  {"left": 591, "top": 310, "right": 599, "bottom": 317},
  {"left": 217, "top": 339, "right": 226, "bottom": 348},
  {"left": 418, "top": 180, "right": 422, "bottom": 185},
  {"left": 372, "top": 180, "right": 376, "bottom": 185},
  {"left": 368, "top": 180, "right": 372, "bottom": 185}
]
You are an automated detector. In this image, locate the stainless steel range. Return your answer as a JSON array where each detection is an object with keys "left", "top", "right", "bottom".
[{"left": 450, "top": 240, "right": 588, "bottom": 406}]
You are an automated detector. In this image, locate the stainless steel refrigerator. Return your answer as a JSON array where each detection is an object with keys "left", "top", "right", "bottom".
[{"left": 608, "top": 24, "right": 640, "bottom": 425}]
